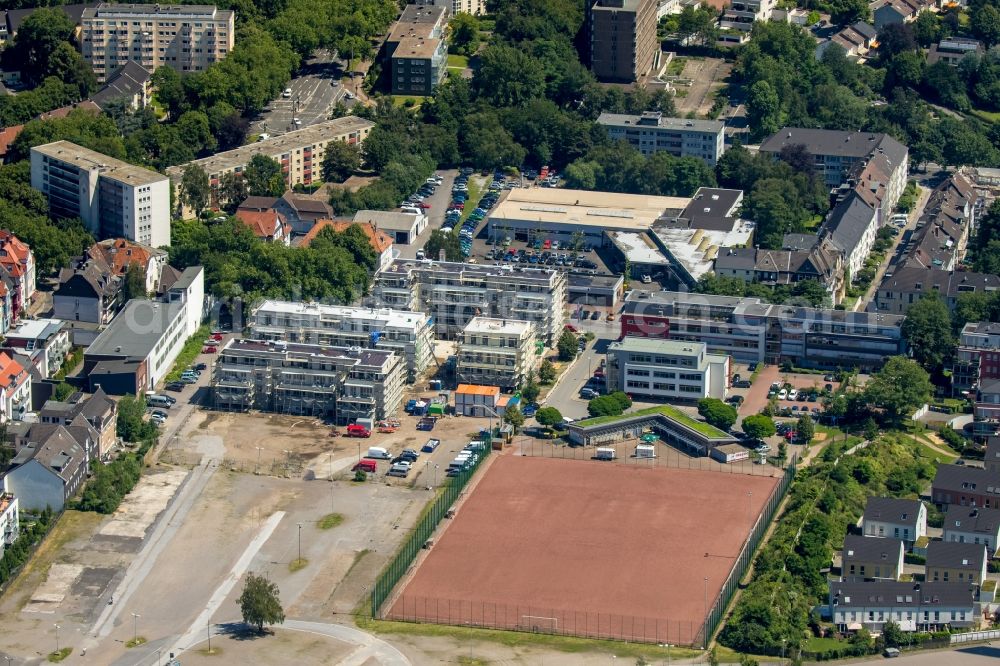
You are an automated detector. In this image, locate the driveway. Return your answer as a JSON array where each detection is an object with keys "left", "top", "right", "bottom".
[
  {"left": 394, "top": 169, "right": 458, "bottom": 260},
  {"left": 251, "top": 49, "right": 354, "bottom": 137}
]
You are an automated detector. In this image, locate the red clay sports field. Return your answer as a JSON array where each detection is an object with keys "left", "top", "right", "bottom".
[{"left": 386, "top": 454, "right": 780, "bottom": 645}]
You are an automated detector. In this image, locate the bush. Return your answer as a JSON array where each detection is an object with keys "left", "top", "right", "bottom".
[
  {"left": 354, "top": 469, "right": 367, "bottom": 482},
  {"left": 587, "top": 395, "right": 624, "bottom": 417},
  {"left": 74, "top": 454, "right": 143, "bottom": 514},
  {"left": 0, "top": 508, "right": 54, "bottom": 589}
]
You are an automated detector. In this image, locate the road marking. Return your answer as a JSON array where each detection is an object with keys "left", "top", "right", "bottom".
[{"left": 169, "top": 510, "right": 285, "bottom": 657}]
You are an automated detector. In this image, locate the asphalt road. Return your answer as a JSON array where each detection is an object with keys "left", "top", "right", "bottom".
[
  {"left": 542, "top": 312, "right": 620, "bottom": 420},
  {"left": 394, "top": 169, "right": 458, "bottom": 260},
  {"left": 251, "top": 49, "right": 356, "bottom": 137}
]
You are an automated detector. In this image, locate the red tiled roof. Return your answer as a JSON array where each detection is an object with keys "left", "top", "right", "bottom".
[
  {"left": 0, "top": 231, "right": 32, "bottom": 278},
  {"left": 0, "top": 125, "right": 24, "bottom": 158},
  {"left": 37, "top": 101, "right": 101, "bottom": 121},
  {"left": 302, "top": 219, "right": 392, "bottom": 253},
  {"left": 235, "top": 209, "right": 290, "bottom": 240},
  {"left": 88, "top": 239, "right": 158, "bottom": 276},
  {"left": 0, "top": 352, "right": 26, "bottom": 394}
]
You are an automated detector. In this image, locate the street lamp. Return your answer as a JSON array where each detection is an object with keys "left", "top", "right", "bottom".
[
  {"left": 156, "top": 647, "right": 162, "bottom": 666},
  {"left": 297, "top": 522, "right": 303, "bottom": 563},
  {"left": 131, "top": 612, "right": 141, "bottom": 644},
  {"left": 255, "top": 446, "right": 264, "bottom": 474},
  {"left": 54, "top": 624, "right": 60, "bottom": 653},
  {"left": 781, "top": 638, "right": 787, "bottom": 664}
]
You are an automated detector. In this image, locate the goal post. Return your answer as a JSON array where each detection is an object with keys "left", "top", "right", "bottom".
[{"left": 521, "top": 615, "right": 559, "bottom": 633}]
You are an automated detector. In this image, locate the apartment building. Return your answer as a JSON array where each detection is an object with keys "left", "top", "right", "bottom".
[
  {"left": 247, "top": 300, "right": 435, "bottom": 379},
  {"left": 2, "top": 318, "right": 72, "bottom": 380},
  {"left": 606, "top": 337, "right": 728, "bottom": 401},
  {"left": 862, "top": 497, "right": 928, "bottom": 546},
  {"left": 714, "top": 242, "right": 843, "bottom": 305},
  {"left": 166, "top": 116, "right": 376, "bottom": 217},
  {"left": 385, "top": 4, "right": 448, "bottom": 95},
  {"left": 0, "top": 493, "right": 17, "bottom": 558},
  {"left": 0, "top": 231, "right": 36, "bottom": 322},
  {"left": 719, "top": 0, "right": 777, "bottom": 34},
  {"left": 926, "top": 541, "right": 987, "bottom": 585},
  {"left": 80, "top": 3, "right": 234, "bottom": 82},
  {"left": 828, "top": 580, "right": 976, "bottom": 633},
  {"left": 30, "top": 141, "right": 170, "bottom": 247},
  {"left": 456, "top": 317, "right": 538, "bottom": 391},
  {"left": 0, "top": 352, "right": 29, "bottom": 423},
  {"left": 619, "top": 291, "right": 905, "bottom": 370},
  {"left": 953, "top": 322, "right": 1000, "bottom": 397},
  {"left": 597, "top": 112, "right": 726, "bottom": 165},
  {"left": 874, "top": 266, "right": 1000, "bottom": 316},
  {"left": 211, "top": 339, "right": 405, "bottom": 424},
  {"left": 896, "top": 173, "right": 977, "bottom": 273},
  {"left": 415, "top": 0, "right": 486, "bottom": 15},
  {"left": 932, "top": 464, "right": 1000, "bottom": 509},
  {"left": 588, "top": 0, "right": 658, "bottom": 83},
  {"left": 943, "top": 505, "right": 1000, "bottom": 555},
  {"left": 841, "top": 534, "right": 904, "bottom": 581},
  {"left": 371, "top": 259, "right": 567, "bottom": 344}
]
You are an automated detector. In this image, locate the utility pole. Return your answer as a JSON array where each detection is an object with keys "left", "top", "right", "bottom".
[
  {"left": 131, "top": 612, "right": 141, "bottom": 644},
  {"left": 297, "top": 522, "right": 303, "bottom": 563}
]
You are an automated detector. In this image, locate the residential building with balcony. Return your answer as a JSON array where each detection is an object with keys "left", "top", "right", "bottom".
[
  {"left": 211, "top": 339, "right": 405, "bottom": 423},
  {"left": 456, "top": 317, "right": 538, "bottom": 391},
  {"left": 371, "top": 259, "right": 567, "bottom": 344},
  {"left": 0, "top": 352, "right": 30, "bottom": 423},
  {"left": 588, "top": 0, "right": 658, "bottom": 83},
  {"left": 597, "top": 112, "right": 726, "bottom": 165},
  {"left": 2, "top": 318, "right": 72, "bottom": 380},
  {"left": 80, "top": 3, "right": 234, "bottom": 82},
  {"left": 619, "top": 291, "right": 905, "bottom": 370},
  {"left": 247, "top": 300, "right": 435, "bottom": 380},
  {"left": 30, "top": 141, "right": 170, "bottom": 247},
  {"left": 0, "top": 493, "right": 18, "bottom": 557},
  {"left": 0, "top": 231, "right": 35, "bottom": 323},
  {"left": 828, "top": 580, "right": 977, "bottom": 633},
  {"left": 385, "top": 4, "right": 448, "bottom": 95},
  {"left": 720, "top": 0, "right": 777, "bottom": 33},
  {"left": 606, "top": 337, "right": 728, "bottom": 401},
  {"left": 37, "top": 387, "right": 117, "bottom": 460},
  {"left": 166, "top": 117, "right": 376, "bottom": 217},
  {"left": 952, "top": 322, "right": 1000, "bottom": 397}
]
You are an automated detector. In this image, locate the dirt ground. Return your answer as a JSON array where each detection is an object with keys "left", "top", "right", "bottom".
[
  {"left": 178, "top": 627, "right": 355, "bottom": 665},
  {"left": 673, "top": 57, "right": 731, "bottom": 117}
]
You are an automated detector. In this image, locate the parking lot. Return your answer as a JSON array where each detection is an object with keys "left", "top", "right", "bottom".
[{"left": 251, "top": 49, "right": 354, "bottom": 137}]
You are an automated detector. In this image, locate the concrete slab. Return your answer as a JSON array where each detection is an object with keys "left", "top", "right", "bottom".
[
  {"left": 24, "top": 563, "right": 84, "bottom": 612},
  {"left": 99, "top": 470, "right": 187, "bottom": 539}
]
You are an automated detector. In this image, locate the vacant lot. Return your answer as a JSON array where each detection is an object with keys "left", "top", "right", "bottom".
[
  {"left": 673, "top": 57, "right": 731, "bottom": 117},
  {"left": 388, "top": 455, "right": 779, "bottom": 645}
]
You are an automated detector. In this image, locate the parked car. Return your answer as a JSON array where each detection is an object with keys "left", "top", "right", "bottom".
[
  {"left": 388, "top": 461, "right": 411, "bottom": 478},
  {"left": 581, "top": 388, "right": 598, "bottom": 399},
  {"left": 353, "top": 459, "right": 377, "bottom": 473},
  {"left": 346, "top": 424, "right": 371, "bottom": 438},
  {"left": 778, "top": 389, "right": 788, "bottom": 400},
  {"left": 590, "top": 310, "right": 600, "bottom": 320},
  {"left": 165, "top": 382, "right": 186, "bottom": 392},
  {"left": 788, "top": 389, "right": 799, "bottom": 400},
  {"left": 202, "top": 346, "right": 218, "bottom": 353},
  {"left": 195, "top": 362, "right": 208, "bottom": 370}
]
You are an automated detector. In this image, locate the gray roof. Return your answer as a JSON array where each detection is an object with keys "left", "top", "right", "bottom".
[
  {"left": 168, "top": 266, "right": 202, "bottom": 292},
  {"left": 830, "top": 580, "right": 976, "bottom": 609},
  {"left": 880, "top": 266, "right": 1000, "bottom": 299},
  {"left": 944, "top": 505, "right": 1000, "bottom": 536},
  {"left": 925, "top": 540, "right": 987, "bottom": 570},
  {"left": 760, "top": 128, "right": 908, "bottom": 165},
  {"left": 354, "top": 210, "right": 420, "bottom": 231},
  {"left": 863, "top": 497, "right": 923, "bottom": 528},
  {"left": 89, "top": 61, "right": 151, "bottom": 108},
  {"left": 826, "top": 191, "right": 876, "bottom": 256},
  {"left": 783, "top": 233, "right": 819, "bottom": 251},
  {"left": 933, "top": 464, "right": 1000, "bottom": 495},
  {"left": 5, "top": 3, "right": 95, "bottom": 34},
  {"left": 678, "top": 188, "right": 743, "bottom": 225},
  {"left": 10, "top": 427, "right": 85, "bottom": 484},
  {"left": 842, "top": 533, "right": 903, "bottom": 563},
  {"left": 238, "top": 196, "right": 280, "bottom": 211},
  {"left": 852, "top": 21, "right": 877, "bottom": 40},
  {"left": 85, "top": 299, "right": 186, "bottom": 359},
  {"left": 597, "top": 112, "right": 725, "bottom": 134}
]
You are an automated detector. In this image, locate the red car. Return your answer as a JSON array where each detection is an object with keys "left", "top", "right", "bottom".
[
  {"left": 353, "top": 459, "right": 377, "bottom": 473},
  {"left": 418, "top": 202, "right": 431, "bottom": 209},
  {"left": 565, "top": 324, "right": 579, "bottom": 333},
  {"left": 202, "top": 346, "right": 218, "bottom": 353},
  {"left": 211, "top": 333, "right": 224, "bottom": 341},
  {"left": 346, "top": 424, "right": 371, "bottom": 438}
]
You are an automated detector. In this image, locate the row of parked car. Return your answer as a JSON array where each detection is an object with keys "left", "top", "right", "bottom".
[
  {"left": 446, "top": 440, "right": 487, "bottom": 477},
  {"left": 401, "top": 176, "right": 440, "bottom": 214}
]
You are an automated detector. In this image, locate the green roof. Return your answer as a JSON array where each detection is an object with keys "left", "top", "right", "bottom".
[{"left": 574, "top": 404, "right": 730, "bottom": 439}]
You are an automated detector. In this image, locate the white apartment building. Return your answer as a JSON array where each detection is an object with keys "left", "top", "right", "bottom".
[
  {"left": 372, "top": 259, "right": 567, "bottom": 344},
  {"left": 247, "top": 300, "right": 435, "bottom": 380},
  {"left": 456, "top": 317, "right": 538, "bottom": 391},
  {"left": 606, "top": 337, "right": 729, "bottom": 401},
  {"left": 0, "top": 493, "right": 18, "bottom": 558},
  {"left": 416, "top": 0, "right": 487, "bottom": 15},
  {"left": 212, "top": 339, "right": 405, "bottom": 424},
  {"left": 81, "top": 3, "right": 235, "bottom": 82},
  {"left": 596, "top": 111, "right": 726, "bottom": 166},
  {"left": 166, "top": 116, "right": 375, "bottom": 217},
  {"left": 829, "top": 581, "right": 977, "bottom": 633},
  {"left": 720, "top": 0, "right": 777, "bottom": 33},
  {"left": 30, "top": 141, "right": 170, "bottom": 247}
]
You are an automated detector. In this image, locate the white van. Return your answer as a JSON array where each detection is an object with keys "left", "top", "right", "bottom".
[
  {"left": 147, "top": 395, "right": 173, "bottom": 408},
  {"left": 595, "top": 447, "right": 616, "bottom": 461},
  {"left": 635, "top": 444, "right": 657, "bottom": 459},
  {"left": 365, "top": 446, "right": 392, "bottom": 460}
]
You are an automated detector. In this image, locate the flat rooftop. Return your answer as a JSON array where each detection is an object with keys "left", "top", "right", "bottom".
[
  {"left": 392, "top": 36, "right": 441, "bottom": 59},
  {"left": 597, "top": 113, "right": 725, "bottom": 133},
  {"left": 166, "top": 117, "right": 375, "bottom": 179},
  {"left": 85, "top": 3, "right": 230, "bottom": 17},
  {"left": 253, "top": 300, "right": 429, "bottom": 328},
  {"left": 490, "top": 188, "right": 689, "bottom": 232},
  {"left": 610, "top": 337, "right": 706, "bottom": 355},
  {"left": 383, "top": 259, "right": 561, "bottom": 284},
  {"left": 607, "top": 231, "right": 669, "bottom": 266},
  {"left": 6, "top": 318, "right": 63, "bottom": 341},
  {"left": 34, "top": 141, "right": 166, "bottom": 187},
  {"left": 222, "top": 338, "right": 395, "bottom": 367},
  {"left": 85, "top": 299, "right": 185, "bottom": 359},
  {"left": 463, "top": 316, "right": 534, "bottom": 336}
]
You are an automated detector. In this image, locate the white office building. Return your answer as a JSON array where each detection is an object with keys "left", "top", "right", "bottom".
[
  {"left": 597, "top": 111, "right": 726, "bottom": 166},
  {"left": 606, "top": 337, "right": 729, "bottom": 401},
  {"left": 30, "top": 141, "right": 170, "bottom": 247}
]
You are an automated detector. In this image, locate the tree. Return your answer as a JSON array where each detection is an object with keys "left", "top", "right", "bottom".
[
  {"left": 521, "top": 378, "right": 540, "bottom": 404},
  {"left": 504, "top": 404, "right": 525, "bottom": 431},
  {"left": 588, "top": 395, "right": 624, "bottom": 417},
  {"left": 122, "top": 263, "right": 147, "bottom": 301},
  {"left": 973, "top": 4, "right": 1000, "bottom": 47},
  {"left": 449, "top": 12, "right": 480, "bottom": 55},
  {"left": 534, "top": 406, "right": 563, "bottom": 428},
  {"left": 913, "top": 10, "right": 941, "bottom": 47},
  {"left": 796, "top": 414, "right": 815, "bottom": 443},
  {"left": 878, "top": 23, "right": 917, "bottom": 61},
  {"left": 243, "top": 154, "right": 285, "bottom": 197},
  {"left": 320, "top": 140, "right": 361, "bottom": 183},
  {"left": 863, "top": 356, "right": 933, "bottom": 422},
  {"left": 238, "top": 572, "right": 285, "bottom": 634},
  {"left": 747, "top": 80, "right": 781, "bottom": 141},
  {"left": 218, "top": 171, "right": 248, "bottom": 210},
  {"left": 53, "top": 382, "right": 75, "bottom": 401},
  {"left": 180, "top": 165, "right": 210, "bottom": 216},
  {"left": 742, "top": 414, "right": 776, "bottom": 442},
  {"left": 882, "top": 619, "right": 904, "bottom": 648},
  {"left": 116, "top": 395, "right": 156, "bottom": 443},
  {"left": 901, "top": 294, "right": 956, "bottom": 370},
  {"left": 698, "top": 398, "right": 738, "bottom": 431},
  {"left": 777, "top": 440, "right": 788, "bottom": 465},
  {"left": 830, "top": 0, "right": 870, "bottom": 25},
  {"left": 609, "top": 391, "right": 632, "bottom": 411},
  {"left": 423, "top": 229, "right": 463, "bottom": 262},
  {"left": 538, "top": 359, "right": 557, "bottom": 384},
  {"left": 2, "top": 9, "right": 77, "bottom": 88},
  {"left": 557, "top": 329, "right": 578, "bottom": 362},
  {"left": 473, "top": 44, "right": 545, "bottom": 106}
]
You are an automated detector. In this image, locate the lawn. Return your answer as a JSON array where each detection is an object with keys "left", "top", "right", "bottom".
[
  {"left": 459, "top": 177, "right": 485, "bottom": 224},
  {"left": 803, "top": 636, "right": 844, "bottom": 654},
  {"left": 391, "top": 95, "right": 427, "bottom": 109},
  {"left": 909, "top": 434, "right": 959, "bottom": 464},
  {"left": 447, "top": 54, "right": 469, "bottom": 69},
  {"left": 666, "top": 56, "right": 687, "bottom": 76},
  {"left": 970, "top": 108, "right": 1000, "bottom": 124},
  {"left": 164, "top": 324, "right": 210, "bottom": 383},
  {"left": 815, "top": 424, "right": 862, "bottom": 449},
  {"left": 575, "top": 404, "right": 730, "bottom": 438}
]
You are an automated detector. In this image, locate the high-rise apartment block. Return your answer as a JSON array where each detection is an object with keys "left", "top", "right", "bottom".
[
  {"left": 81, "top": 3, "right": 234, "bottom": 82},
  {"left": 386, "top": 4, "right": 448, "bottom": 95},
  {"left": 30, "top": 141, "right": 170, "bottom": 247},
  {"left": 588, "top": 0, "right": 658, "bottom": 83},
  {"left": 456, "top": 317, "right": 538, "bottom": 391}
]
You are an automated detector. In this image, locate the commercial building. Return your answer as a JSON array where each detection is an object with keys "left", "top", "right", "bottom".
[
  {"left": 372, "top": 259, "right": 567, "bottom": 343},
  {"left": 606, "top": 337, "right": 728, "bottom": 401},
  {"left": 211, "top": 339, "right": 405, "bottom": 423},
  {"left": 486, "top": 187, "right": 689, "bottom": 248},
  {"left": 247, "top": 300, "right": 435, "bottom": 379},
  {"left": 841, "top": 534, "right": 904, "bottom": 581},
  {"left": 30, "top": 141, "right": 170, "bottom": 247},
  {"left": 353, "top": 209, "right": 426, "bottom": 246},
  {"left": 166, "top": 117, "right": 376, "bottom": 216},
  {"left": 0, "top": 493, "right": 18, "bottom": 558},
  {"left": 619, "top": 291, "right": 906, "bottom": 370},
  {"left": 2, "top": 319, "right": 72, "bottom": 380},
  {"left": 385, "top": 4, "right": 448, "bottom": 95},
  {"left": 597, "top": 112, "right": 726, "bottom": 165},
  {"left": 83, "top": 266, "right": 204, "bottom": 393},
  {"left": 925, "top": 541, "right": 987, "bottom": 585},
  {"left": 828, "top": 580, "right": 976, "bottom": 633},
  {"left": 567, "top": 273, "right": 625, "bottom": 308},
  {"left": 456, "top": 317, "right": 538, "bottom": 391},
  {"left": 80, "top": 3, "right": 234, "bottom": 82},
  {"left": 588, "top": 0, "right": 658, "bottom": 83},
  {"left": 943, "top": 505, "right": 1000, "bottom": 555}
]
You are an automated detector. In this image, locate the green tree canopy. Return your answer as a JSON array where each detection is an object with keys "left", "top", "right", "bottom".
[
  {"left": 863, "top": 356, "right": 933, "bottom": 423},
  {"left": 321, "top": 140, "right": 361, "bottom": 183},
  {"left": 504, "top": 404, "right": 525, "bottom": 431},
  {"left": 698, "top": 398, "right": 738, "bottom": 431},
  {"left": 180, "top": 165, "right": 211, "bottom": 217},
  {"left": 534, "top": 406, "right": 563, "bottom": 427},
  {"left": 423, "top": 229, "right": 462, "bottom": 262},
  {"left": 901, "top": 294, "right": 956, "bottom": 371},
  {"left": 742, "top": 414, "right": 776, "bottom": 441},
  {"left": 557, "top": 329, "right": 578, "bottom": 362},
  {"left": 244, "top": 154, "right": 285, "bottom": 197},
  {"left": 538, "top": 359, "right": 557, "bottom": 384},
  {"left": 238, "top": 572, "right": 285, "bottom": 634}
]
